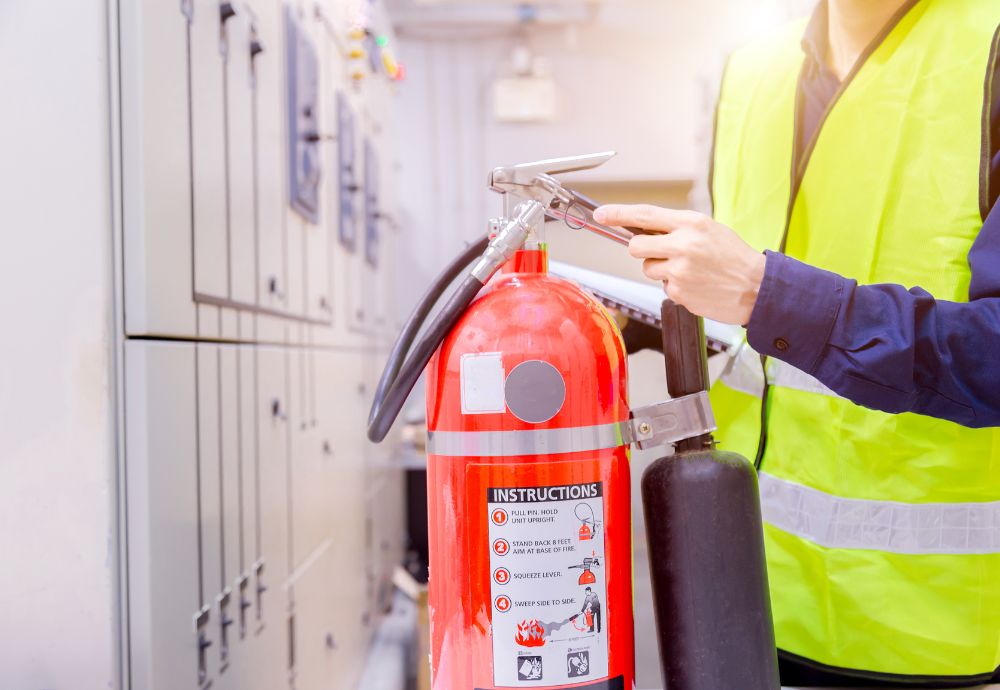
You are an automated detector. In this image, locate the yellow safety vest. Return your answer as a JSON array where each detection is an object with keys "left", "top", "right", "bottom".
[{"left": 711, "top": 0, "right": 1000, "bottom": 679}]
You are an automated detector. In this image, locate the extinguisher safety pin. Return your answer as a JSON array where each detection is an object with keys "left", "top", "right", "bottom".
[{"left": 626, "top": 391, "right": 717, "bottom": 450}]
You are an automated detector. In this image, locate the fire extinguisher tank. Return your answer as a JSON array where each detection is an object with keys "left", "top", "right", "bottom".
[{"left": 425, "top": 248, "right": 634, "bottom": 690}]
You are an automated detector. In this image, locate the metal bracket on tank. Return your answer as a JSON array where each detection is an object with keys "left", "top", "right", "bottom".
[{"left": 626, "top": 391, "right": 717, "bottom": 450}]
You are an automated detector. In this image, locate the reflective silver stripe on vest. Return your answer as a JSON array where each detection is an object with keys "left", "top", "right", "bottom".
[
  {"left": 718, "top": 341, "right": 841, "bottom": 399},
  {"left": 718, "top": 341, "right": 766, "bottom": 397},
  {"left": 767, "top": 360, "right": 838, "bottom": 397},
  {"left": 427, "top": 422, "right": 628, "bottom": 457},
  {"left": 759, "top": 472, "right": 1000, "bottom": 555}
]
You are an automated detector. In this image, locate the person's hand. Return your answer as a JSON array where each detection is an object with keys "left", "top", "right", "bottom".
[{"left": 593, "top": 204, "right": 766, "bottom": 326}]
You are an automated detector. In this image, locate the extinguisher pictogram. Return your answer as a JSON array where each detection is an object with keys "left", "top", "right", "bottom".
[
  {"left": 576, "top": 503, "right": 601, "bottom": 541},
  {"left": 567, "top": 556, "right": 600, "bottom": 586}
]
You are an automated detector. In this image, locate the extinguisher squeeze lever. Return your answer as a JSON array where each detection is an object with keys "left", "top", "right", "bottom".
[{"left": 489, "top": 151, "right": 659, "bottom": 245}]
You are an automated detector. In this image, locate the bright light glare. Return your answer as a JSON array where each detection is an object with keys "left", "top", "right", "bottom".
[{"left": 739, "top": 0, "right": 787, "bottom": 40}]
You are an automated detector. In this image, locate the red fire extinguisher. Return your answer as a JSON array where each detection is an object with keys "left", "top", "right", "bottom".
[
  {"left": 367, "top": 197, "right": 633, "bottom": 689},
  {"left": 424, "top": 241, "right": 632, "bottom": 690},
  {"left": 366, "top": 152, "right": 778, "bottom": 690}
]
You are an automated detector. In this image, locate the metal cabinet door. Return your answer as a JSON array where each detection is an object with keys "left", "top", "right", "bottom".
[
  {"left": 247, "top": 0, "right": 288, "bottom": 314},
  {"left": 216, "top": 345, "right": 243, "bottom": 675},
  {"left": 301, "top": 21, "right": 336, "bottom": 325},
  {"left": 287, "top": 546, "right": 337, "bottom": 690},
  {"left": 223, "top": 7, "right": 257, "bottom": 307},
  {"left": 191, "top": 0, "right": 229, "bottom": 302},
  {"left": 286, "top": 217, "right": 307, "bottom": 321},
  {"left": 254, "top": 344, "right": 290, "bottom": 582},
  {"left": 281, "top": 5, "right": 321, "bottom": 322},
  {"left": 124, "top": 341, "right": 202, "bottom": 689},
  {"left": 361, "top": 345, "right": 405, "bottom": 623},
  {"left": 235, "top": 341, "right": 259, "bottom": 637},
  {"left": 317, "top": 349, "right": 372, "bottom": 686},
  {"left": 120, "top": 0, "right": 196, "bottom": 338},
  {"left": 213, "top": 341, "right": 268, "bottom": 689},
  {"left": 335, "top": 92, "right": 369, "bottom": 335},
  {"left": 372, "top": 469, "right": 406, "bottom": 611},
  {"left": 370, "top": 133, "right": 402, "bottom": 339},
  {"left": 305, "top": 211, "right": 332, "bottom": 323},
  {"left": 252, "top": 345, "right": 291, "bottom": 687},
  {"left": 195, "top": 344, "right": 227, "bottom": 680},
  {"left": 290, "top": 346, "right": 337, "bottom": 572}
]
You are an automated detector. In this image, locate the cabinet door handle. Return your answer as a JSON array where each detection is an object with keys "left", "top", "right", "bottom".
[
  {"left": 271, "top": 399, "right": 287, "bottom": 421},
  {"left": 268, "top": 276, "right": 286, "bottom": 300},
  {"left": 220, "top": 1, "right": 236, "bottom": 23}
]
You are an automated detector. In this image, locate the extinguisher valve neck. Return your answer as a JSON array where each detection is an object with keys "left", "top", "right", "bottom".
[{"left": 470, "top": 200, "right": 545, "bottom": 283}]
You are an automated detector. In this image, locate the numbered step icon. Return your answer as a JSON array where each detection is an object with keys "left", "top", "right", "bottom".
[
  {"left": 491, "top": 508, "right": 508, "bottom": 526},
  {"left": 493, "top": 567, "right": 511, "bottom": 585},
  {"left": 494, "top": 595, "right": 512, "bottom": 613},
  {"left": 493, "top": 538, "right": 510, "bottom": 557}
]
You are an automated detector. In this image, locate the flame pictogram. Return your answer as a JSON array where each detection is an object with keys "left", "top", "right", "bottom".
[{"left": 514, "top": 619, "right": 546, "bottom": 647}]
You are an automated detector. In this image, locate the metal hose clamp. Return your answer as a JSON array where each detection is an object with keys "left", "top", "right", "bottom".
[{"left": 470, "top": 200, "right": 545, "bottom": 283}]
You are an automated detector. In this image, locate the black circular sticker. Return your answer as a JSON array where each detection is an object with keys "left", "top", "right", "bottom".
[{"left": 504, "top": 360, "right": 566, "bottom": 424}]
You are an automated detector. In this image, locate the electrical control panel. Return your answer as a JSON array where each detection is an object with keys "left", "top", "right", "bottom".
[
  {"left": 117, "top": 0, "right": 404, "bottom": 688},
  {"left": 363, "top": 138, "right": 379, "bottom": 267},
  {"left": 337, "top": 91, "right": 359, "bottom": 252},
  {"left": 285, "top": 7, "right": 321, "bottom": 223}
]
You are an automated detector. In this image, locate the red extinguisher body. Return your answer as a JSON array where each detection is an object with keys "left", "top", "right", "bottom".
[{"left": 425, "top": 248, "right": 634, "bottom": 690}]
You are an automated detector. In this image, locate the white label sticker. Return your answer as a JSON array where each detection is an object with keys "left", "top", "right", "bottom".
[
  {"left": 461, "top": 352, "right": 506, "bottom": 414},
  {"left": 487, "top": 482, "right": 609, "bottom": 687}
]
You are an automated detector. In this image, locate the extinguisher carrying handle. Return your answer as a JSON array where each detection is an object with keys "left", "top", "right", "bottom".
[
  {"left": 660, "top": 300, "right": 709, "bottom": 398},
  {"left": 660, "top": 300, "right": 713, "bottom": 452}
]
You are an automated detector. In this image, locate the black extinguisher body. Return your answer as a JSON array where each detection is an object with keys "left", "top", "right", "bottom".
[
  {"left": 642, "top": 301, "right": 779, "bottom": 690},
  {"left": 642, "top": 449, "right": 778, "bottom": 689}
]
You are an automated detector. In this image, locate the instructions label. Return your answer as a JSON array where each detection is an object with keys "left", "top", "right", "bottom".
[{"left": 487, "top": 482, "right": 608, "bottom": 687}]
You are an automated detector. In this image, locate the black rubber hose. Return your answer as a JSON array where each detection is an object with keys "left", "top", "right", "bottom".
[
  {"left": 369, "top": 235, "right": 489, "bottom": 425},
  {"left": 367, "top": 240, "right": 489, "bottom": 443}
]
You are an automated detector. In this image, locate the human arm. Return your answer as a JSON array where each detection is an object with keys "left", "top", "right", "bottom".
[{"left": 594, "top": 203, "right": 1000, "bottom": 427}]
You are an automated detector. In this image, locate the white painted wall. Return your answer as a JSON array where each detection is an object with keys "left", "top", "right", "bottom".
[
  {"left": 390, "top": 0, "right": 816, "bottom": 294},
  {"left": 0, "top": 1, "right": 119, "bottom": 688}
]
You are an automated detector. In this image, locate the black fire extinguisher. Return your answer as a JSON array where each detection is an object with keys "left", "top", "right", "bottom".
[{"left": 642, "top": 300, "right": 780, "bottom": 690}]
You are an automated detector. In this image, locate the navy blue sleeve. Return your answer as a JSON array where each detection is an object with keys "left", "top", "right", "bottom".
[{"left": 745, "top": 203, "right": 1000, "bottom": 428}]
